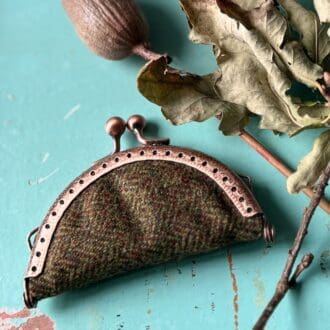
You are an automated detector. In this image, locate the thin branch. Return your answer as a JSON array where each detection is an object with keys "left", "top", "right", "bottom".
[
  {"left": 239, "top": 129, "right": 330, "bottom": 214},
  {"left": 253, "top": 162, "right": 330, "bottom": 330},
  {"left": 289, "top": 253, "right": 314, "bottom": 286}
]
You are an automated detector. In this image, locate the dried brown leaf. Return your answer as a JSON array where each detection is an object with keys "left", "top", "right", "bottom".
[
  {"left": 287, "top": 130, "right": 330, "bottom": 193},
  {"left": 314, "top": 0, "right": 330, "bottom": 23},
  {"left": 137, "top": 57, "right": 249, "bottom": 135}
]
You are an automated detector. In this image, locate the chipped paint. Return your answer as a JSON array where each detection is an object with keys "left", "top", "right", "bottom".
[
  {"left": 320, "top": 250, "right": 330, "bottom": 277},
  {"left": 0, "top": 308, "right": 30, "bottom": 320},
  {"left": 191, "top": 260, "right": 196, "bottom": 278},
  {"left": 116, "top": 322, "right": 124, "bottom": 330},
  {"left": 227, "top": 250, "right": 239, "bottom": 330},
  {"left": 253, "top": 271, "right": 266, "bottom": 308},
  {"left": 145, "top": 278, "right": 155, "bottom": 303},
  {"left": 175, "top": 262, "right": 182, "bottom": 274},
  {"left": 211, "top": 302, "right": 215, "bottom": 312},
  {"left": 64, "top": 104, "right": 81, "bottom": 120},
  {"left": 146, "top": 288, "right": 155, "bottom": 303},
  {"left": 28, "top": 168, "right": 59, "bottom": 186},
  {"left": 0, "top": 307, "right": 54, "bottom": 330},
  {"left": 42, "top": 152, "right": 50, "bottom": 163},
  {"left": 163, "top": 264, "right": 169, "bottom": 285}
]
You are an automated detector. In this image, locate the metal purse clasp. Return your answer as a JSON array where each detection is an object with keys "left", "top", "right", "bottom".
[{"left": 105, "top": 115, "right": 170, "bottom": 154}]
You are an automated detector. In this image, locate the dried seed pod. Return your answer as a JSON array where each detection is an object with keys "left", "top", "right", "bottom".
[{"left": 62, "top": 0, "right": 164, "bottom": 61}]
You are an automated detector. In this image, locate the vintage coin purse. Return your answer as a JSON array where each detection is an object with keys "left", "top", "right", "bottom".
[{"left": 24, "top": 115, "right": 274, "bottom": 308}]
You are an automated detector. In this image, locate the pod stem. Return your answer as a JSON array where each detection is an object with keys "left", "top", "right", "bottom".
[
  {"left": 239, "top": 129, "right": 330, "bottom": 214},
  {"left": 132, "top": 44, "right": 170, "bottom": 62}
]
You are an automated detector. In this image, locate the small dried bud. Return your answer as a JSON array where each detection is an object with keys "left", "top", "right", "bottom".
[{"left": 62, "top": 0, "right": 165, "bottom": 61}]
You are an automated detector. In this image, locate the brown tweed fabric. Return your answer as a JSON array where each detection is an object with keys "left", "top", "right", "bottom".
[{"left": 28, "top": 160, "right": 263, "bottom": 303}]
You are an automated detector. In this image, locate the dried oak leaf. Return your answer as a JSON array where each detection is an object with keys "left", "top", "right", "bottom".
[
  {"left": 182, "top": 0, "right": 323, "bottom": 85},
  {"left": 180, "top": 0, "right": 330, "bottom": 131},
  {"left": 228, "top": 0, "right": 265, "bottom": 10},
  {"left": 287, "top": 130, "right": 330, "bottom": 193},
  {"left": 278, "top": 0, "right": 330, "bottom": 70},
  {"left": 314, "top": 0, "right": 330, "bottom": 23},
  {"left": 137, "top": 57, "right": 249, "bottom": 135},
  {"left": 137, "top": 0, "right": 330, "bottom": 192},
  {"left": 278, "top": 0, "right": 319, "bottom": 61}
]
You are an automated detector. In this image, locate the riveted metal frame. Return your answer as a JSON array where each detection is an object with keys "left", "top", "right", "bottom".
[{"left": 25, "top": 145, "right": 264, "bottom": 281}]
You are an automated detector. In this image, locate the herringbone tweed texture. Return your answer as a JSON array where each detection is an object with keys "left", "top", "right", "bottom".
[{"left": 28, "top": 160, "right": 263, "bottom": 303}]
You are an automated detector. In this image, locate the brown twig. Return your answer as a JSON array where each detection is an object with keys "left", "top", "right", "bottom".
[
  {"left": 288, "top": 253, "right": 314, "bottom": 287},
  {"left": 239, "top": 130, "right": 330, "bottom": 214},
  {"left": 253, "top": 162, "right": 330, "bottom": 330}
]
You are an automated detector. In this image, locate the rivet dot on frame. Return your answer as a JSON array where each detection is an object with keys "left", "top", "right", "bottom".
[
  {"left": 36, "top": 252, "right": 41, "bottom": 257},
  {"left": 140, "top": 151, "right": 145, "bottom": 156},
  {"left": 40, "top": 238, "right": 45, "bottom": 243},
  {"left": 52, "top": 211, "right": 56, "bottom": 216},
  {"left": 32, "top": 266, "right": 37, "bottom": 272},
  {"left": 165, "top": 151, "right": 170, "bottom": 156},
  {"left": 90, "top": 171, "right": 96, "bottom": 176},
  {"left": 202, "top": 161, "right": 207, "bottom": 166},
  {"left": 153, "top": 150, "right": 157, "bottom": 155},
  {"left": 79, "top": 179, "right": 84, "bottom": 184},
  {"left": 102, "top": 163, "right": 107, "bottom": 168}
]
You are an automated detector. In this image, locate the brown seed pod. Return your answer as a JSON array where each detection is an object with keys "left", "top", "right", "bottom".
[{"left": 62, "top": 0, "right": 165, "bottom": 61}]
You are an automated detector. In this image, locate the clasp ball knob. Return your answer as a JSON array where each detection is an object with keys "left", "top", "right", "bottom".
[
  {"left": 127, "top": 115, "right": 146, "bottom": 132},
  {"left": 105, "top": 117, "right": 126, "bottom": 138}
]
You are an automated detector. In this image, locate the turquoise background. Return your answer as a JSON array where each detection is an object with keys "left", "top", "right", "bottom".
[{"left": 1, "top": 0, "right": 329, "bottom": 329}]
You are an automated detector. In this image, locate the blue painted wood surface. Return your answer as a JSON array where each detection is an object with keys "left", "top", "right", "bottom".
[{"left": 0, "top": 1, "right": 329, "bottom": 329}]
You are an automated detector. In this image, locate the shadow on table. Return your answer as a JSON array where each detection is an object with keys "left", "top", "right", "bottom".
[
  {"left": 123, "top": 120, "right": 163, "bottom": 149},
  {"left": 124, "top": 1, "right": 187, "bottom": 68},
  {"left": 254, "top": 183, "right": 298, "bottom": 244},
  {"left": 50, "top": 246, "right": 262, "bottom": 311}
]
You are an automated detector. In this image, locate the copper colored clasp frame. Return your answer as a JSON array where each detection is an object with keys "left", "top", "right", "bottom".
[
  {"left": 105, "top": 115, "right": 169, "bottom": 154},
  {"left": 24, "top": 114, "right": 275, "bottom": 308}
]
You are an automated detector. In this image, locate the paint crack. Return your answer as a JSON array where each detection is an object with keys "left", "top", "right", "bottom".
[{"left": 227, "top": 249, "right": 239, "bottom": 330}]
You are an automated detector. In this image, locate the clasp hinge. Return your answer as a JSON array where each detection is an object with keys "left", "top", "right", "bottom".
[{"left": 105, "top": 114, "right": 170, "bottom": 154}]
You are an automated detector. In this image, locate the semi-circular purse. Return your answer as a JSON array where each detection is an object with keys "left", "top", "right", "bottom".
[{"left": 24, "top": 115, "right": 274, "bottom": 308}]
